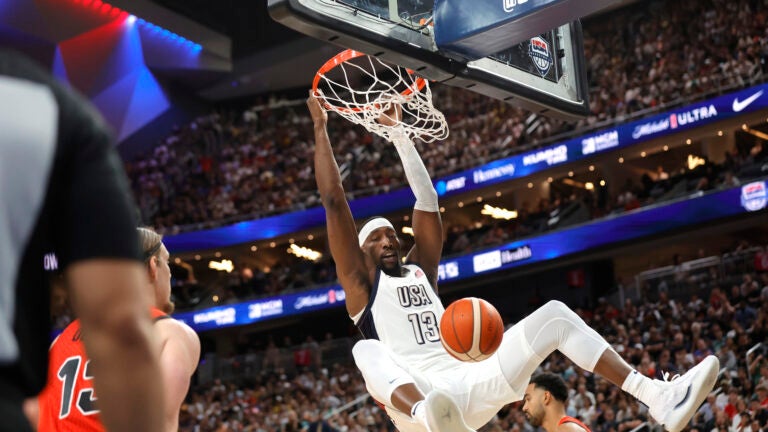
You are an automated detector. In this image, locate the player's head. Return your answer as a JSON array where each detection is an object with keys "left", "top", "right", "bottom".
[
  {"left": 358, "top": 216, "right": 401, "bottom": 276},
  {"left": 523, "top": 373, "right": 569, "bottom": 427},
  {"left": 137, "top": 227, "right": 174, "bottom": 314}
]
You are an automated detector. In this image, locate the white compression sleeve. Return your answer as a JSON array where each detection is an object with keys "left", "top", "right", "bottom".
[{"left": 391, "top": 129, "right": 439, "bottom": 213}]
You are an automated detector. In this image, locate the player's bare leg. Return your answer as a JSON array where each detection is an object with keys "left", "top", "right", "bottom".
[{"left": 390, "top": 384, "right": 424, "bottom": 416}]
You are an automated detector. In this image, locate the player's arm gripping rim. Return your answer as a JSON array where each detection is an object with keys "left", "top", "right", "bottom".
[
  {"left": 307, "top": 90, "right": 371, "bottom": 317},
  {"left": 381, "top": 104, "right": 443, "bottom": 291}
]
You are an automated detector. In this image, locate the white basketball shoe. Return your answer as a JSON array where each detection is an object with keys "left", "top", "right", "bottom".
[
  {"left": 648, "top": 355, "right": 720, "bottom": 432},
  {"left": 424, "top": 390, "right": 475, "bottom": 432}
]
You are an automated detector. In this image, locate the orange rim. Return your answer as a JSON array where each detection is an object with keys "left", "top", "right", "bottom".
[{"left": 312, "top": 49, "right": 426, "bottom": 113}]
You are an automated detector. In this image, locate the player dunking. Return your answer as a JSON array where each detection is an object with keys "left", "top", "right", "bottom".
[
  {"left": 36, "top": 227, "right": 200, "bottom": 432},
  {"left": 307, "top": 91, "right": 719, "bottom": 432}
]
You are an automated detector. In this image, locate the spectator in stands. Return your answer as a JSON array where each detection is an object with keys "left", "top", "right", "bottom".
[
  {"left": 709, "top": 287, "right": 736, "bottom": 321},
  {"left": 711, "top": 409, "right": 731, "bottom": 432},
  {"left": 752, "top": 384, "right": 768, "bottom": 410},
  {"left": 576, "top": 395, "right": 596, "bottom": 427},
  {"left": 570, "top": 384, "right": 596, "bottom": 413},
  {"left": 695, "top": 393, "right": 718, "bottom": 426},
  {"left": 263, "top": 338, "right": 283, "bottom": 371},
  {"left": 655, "top": 166, "right": 669, "bottom": 181},
  {"left": 718, "top": 339, "right": 739, "bottom": 371},
  {"left": 721, "top": 171, "right": 741, "bottom": 188},
  {"left": 725, "top": 388, "right": 742, "bottom": 419}
]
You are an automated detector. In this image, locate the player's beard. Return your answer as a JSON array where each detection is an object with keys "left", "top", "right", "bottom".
[
  {"left": 162, "top": 300, "right": 175, "bottom": 314},
  {"left": 378, "top": 250, "right": 402, "bottom": 277},
  {"left": 525, "top": 409, "right": 544, "bottom": 427},
  {"left": 379, "top": 260, "right": 402, "bottom": 277}
]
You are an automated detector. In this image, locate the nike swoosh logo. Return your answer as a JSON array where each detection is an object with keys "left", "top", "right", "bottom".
[
  {"left": 732, "top": 90, "right": 764, "bottom": 112},
  {"left": 673, "top": 384, "right": 692, "bottom": 409}
]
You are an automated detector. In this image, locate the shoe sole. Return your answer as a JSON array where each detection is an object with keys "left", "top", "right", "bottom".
[
  {"left": 425, "top": 390, "right": 475, "bottom": 432},
  {"left": 664, "top": 355, "right": 720, "bottom": 432}
]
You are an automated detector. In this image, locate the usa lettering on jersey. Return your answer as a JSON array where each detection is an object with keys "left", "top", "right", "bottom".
[{"left": 396, "top": 284, "right": 433, "bottom": 308}]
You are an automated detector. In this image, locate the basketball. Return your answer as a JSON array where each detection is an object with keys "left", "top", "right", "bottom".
[{"left": 440, "top": 297, "right": 504, "bottom": 362}]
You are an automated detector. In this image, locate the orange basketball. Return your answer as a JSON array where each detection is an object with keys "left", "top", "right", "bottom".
[{"left": 440, "top": 297, "right": 504, "bottom": 362}]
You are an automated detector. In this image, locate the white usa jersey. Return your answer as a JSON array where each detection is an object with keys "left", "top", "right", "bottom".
[{"left": 353, "top": 264, "right": 448, "bottom": 370}]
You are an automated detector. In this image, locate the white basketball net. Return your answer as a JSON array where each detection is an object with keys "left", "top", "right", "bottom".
[{"left": 315, "top": 53, "right": 449, "bottom": 143}]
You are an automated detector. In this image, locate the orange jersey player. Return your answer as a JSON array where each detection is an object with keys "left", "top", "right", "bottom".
[
  {"left": 36, "top": 228, "right": 200, "bottom": 432},
  {"left": 38, "top": 307, "right": 171, "bottom": 431},
  {"left": 523, "top": 373, "right": 592, "bottom": 432}
]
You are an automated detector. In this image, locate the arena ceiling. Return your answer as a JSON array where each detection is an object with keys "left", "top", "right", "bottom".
[{"left": 148, "top": 0, "right": 342, "bottom": 100}]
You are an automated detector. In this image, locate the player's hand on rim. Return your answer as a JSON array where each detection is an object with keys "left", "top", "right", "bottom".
[
  {"left": 377, "top": 101, "right": 402, "bottom": 127},
  {"left": 307, "top": 89, "right": 328, "bottom": 125}
]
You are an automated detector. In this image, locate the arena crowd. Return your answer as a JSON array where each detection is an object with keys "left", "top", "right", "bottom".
[{"left": 125, "top": 0, "right": 768, "bottom": 234}]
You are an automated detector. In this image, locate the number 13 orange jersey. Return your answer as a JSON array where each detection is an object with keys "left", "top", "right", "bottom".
[{"left": 37, "top": 308, "right": 168, "bottom": 431}]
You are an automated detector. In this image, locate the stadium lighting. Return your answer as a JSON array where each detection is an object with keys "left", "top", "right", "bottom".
[
  {"left": 480, "top": 204, "right": 518, "bottom": 220},
  {"left": 209, "top": 259, "right": 234, "bottom": 273},
  {"left": 288, "top": 244, "right": 322, "bottom": 261},
  {"left": 687, "top": 155, "right": 706, "bottom": 170},
  {"left": 72, "top": 1, "right": 202, "bottom": 53}
]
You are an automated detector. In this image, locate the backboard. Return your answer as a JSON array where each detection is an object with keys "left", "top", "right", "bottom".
[{"left": 269, "top": 0, "right": 599, "bottom": 119}]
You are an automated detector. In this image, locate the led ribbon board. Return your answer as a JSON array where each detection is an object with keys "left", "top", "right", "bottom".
[
  {"left": 176, "top": 181, "right": 767, "bottom": 331},
  {"left": 165, "top": 83, "right": 768, "bottom": 252}
]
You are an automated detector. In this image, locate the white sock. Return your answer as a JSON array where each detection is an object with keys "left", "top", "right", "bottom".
[
  {"left": 621, "top": 369, "right": 656, "bottom": 406},
  {"left": 411, "top": 400, "right": 427, "bottom": 427}
]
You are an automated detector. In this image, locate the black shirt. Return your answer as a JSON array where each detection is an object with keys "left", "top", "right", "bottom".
[{"left": 0, "top": 50, "right": 141, "bottom": 400}]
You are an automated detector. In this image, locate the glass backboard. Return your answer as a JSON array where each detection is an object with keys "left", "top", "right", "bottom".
[{"left": 269, "top": 0, "right": 590, "bottom": 119}]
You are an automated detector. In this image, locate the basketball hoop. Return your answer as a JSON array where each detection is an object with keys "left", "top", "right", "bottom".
[{"left": 312, "top": 49, "right": 448, "bottom": 143}]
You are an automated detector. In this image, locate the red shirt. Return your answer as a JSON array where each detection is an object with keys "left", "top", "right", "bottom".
[
  {"left": 755, "top": 251, "right": 768, "bottom": 271},
  {"left": 559, "top": 416, "right": 592, "bottom": 432},
  {"left": 38, "top": 308, "right": 168, "bottom": 431}
]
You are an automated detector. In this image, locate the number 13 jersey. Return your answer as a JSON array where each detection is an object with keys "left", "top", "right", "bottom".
[
  {"left": 37, "top": 308, "right": 169, "bottom": 431},
  {"left": 353, "top": 264, "right": 449, "bottom": 370}
]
